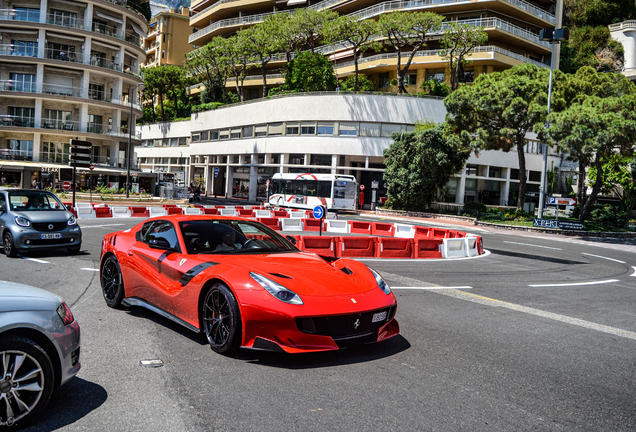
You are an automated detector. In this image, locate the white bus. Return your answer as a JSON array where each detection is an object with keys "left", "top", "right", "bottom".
[{"left": 267, "top": 173, "right": 358, "bottom": 211}]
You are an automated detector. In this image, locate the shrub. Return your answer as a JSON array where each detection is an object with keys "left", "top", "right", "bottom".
[
  {"left": 572, "top": 203, "right": 630, "bottom": 227},
  {"left": 339, "top": 74, "right": 375, "bottom": 92},
  {"left": 462, "top": 201, "right": 487, "bottom": 215}
]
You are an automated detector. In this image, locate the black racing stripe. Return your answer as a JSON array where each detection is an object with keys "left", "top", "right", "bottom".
[
  {"left": 157, "top": 251, "right": 169, "bottom": 273},
  {"left": 179, "top": 262, "right": 218, "bottom": 286}
]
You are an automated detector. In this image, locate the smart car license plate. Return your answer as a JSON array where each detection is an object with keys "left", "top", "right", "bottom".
[
  {"left": 40, "top": 233, "right": 61, "bottom": 239},
  {"left": 372, "top": 311, "right": 387, "bottom": 323}
]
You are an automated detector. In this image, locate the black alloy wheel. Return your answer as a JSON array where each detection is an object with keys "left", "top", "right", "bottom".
[
  {"left": 100, "top": 255, "right": 125, "bottom": 308},
  {"left": 0, "top": 337, "right": 55, "bottom": 431},
  {"left": 3, "top": 232, "right": 17, "bottom": 258},
  {"left": 202, "top": 283, "right": 242, "bottom": 355}
]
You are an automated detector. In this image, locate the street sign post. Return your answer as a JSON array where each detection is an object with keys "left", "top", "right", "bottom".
[
  {"left": 313, "top": 205, "right": 326, "bottom": 236},
  {"left": 547, "top": 197, "right": 577, "bottom": 206},
  {"left": 70, "top": 139, "right": 92, "bottom": 207},
  {"left": 214, "top": 167, "right": 219, "bottom": 178},
  {"left": 62, "top": 181, "right": 71, "bottom": 190}
]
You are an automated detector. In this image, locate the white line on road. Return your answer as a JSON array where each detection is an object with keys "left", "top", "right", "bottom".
[
  {"left": 81, "top": 268, "right": 100, "bottom": 272},
  {"left": 80, "top": 223, "right": 126, "bottom": 229},
  {"left": 581, "top": 253, "right": 626, "bottom": 264},
  {"left": 392, "top": 286, "right": 472, "bottom": 290},
  {"left": 529, "top": 279, "right": 619, "bottom": 287},
  {"left": 22, "top": 257, "right": 50, "bottom": 263},
  {"left": 503, "top": 241, "right": 562, "bottom": 250},
  {"left": 631, "top": 267, "right": 636, "bottom": 277},
  {"left": 380, "top": 271, "right": 636, "bottom": 341}
]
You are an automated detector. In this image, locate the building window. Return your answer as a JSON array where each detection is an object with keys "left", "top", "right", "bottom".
[
  {"left": 89, "top": 83, "right": 105, "bottom": 101},
  {"left": 286, "top": 123, "right": 299, "bottom": 135},
  {"left": 271, "top": 154, "right": 280, "bottom": 164},
  {"left": 301, "top": 123, "right": 315, "bottom": 135},
  {"left": 179, "top": 137, "right": 188, "bottom": 145},
  {"left": 242, "top": 126, "right": 253, "bottom": 138},
  {"left": 8, "top": 107, "right": 35, "bottom": 127},
  {"left": 529, "top": 171, "right": 541, "bottom": 182},
  {"left": 310, "top": 154, "right": 331, "bottom": 166},
  {"left": 43, "top": 109, "right": 72, "bottom": 129},
  {"left": 219, "top": 129, "right": 229, "bottom": 140},
  {"left": 268, "top": 123, "right": 284, "bottom": 136},
  {"left": 49, "top": 9, "right": 77, "bottom": 27},
  {"left": 359, "top": 122, "right": 380, "bottom": 137},
  {"left": 465, "top": 164, "right": 477, "bottom": 176},
  {"left": 254, "top": 125, "right": 267, "bottom": 137},
  {"left": 161, "top": 50, "right": 165, "bottom": 59},
  {"left": 7, "top": 140, "right": 34, "bottom": 160},
  {"left": 460, "top": 70, "right": 474, "bottom": 83},
  {"left": 154, "top": 139, "right": 162, "bottom": 147},
  {"left": 379, "top": 73, "right": 389, "bottom": 88},
  {"left": 13, "top": 40, "right": 38, "bottom": 57},
  {"left": 191, "top": 133, "right": 200, "bottom": 142},
  {"left": 211, "top": 131, "right": 219, "bottom": 140},
  {"left": 88, "top": 114, "right": 103, "bottom": 133},
  {"left": 200, "top": 131, "right": 209, "bottom": 141},
  {"left": 170, "top": 138, "right": 178, "bottom": 146},
  {"left": 231, "top": 129, "right": 241, "bottom": 139},
  {"left": 147, "top": 140, "right": 154, "bottom": 147},
  {"left": 289, "top": 154, "right": 304, "bottom": 165},
  {"left": 338, "top": 122, "right": 358, "bottom": 136},
  {"left": 317, "top": 123, "right": 334, "bottom": 135},
  {"left": 405, "top": 73, "right": 417, "bottom": 86},
  {"left": 381, "top": 123, "right": 403, "bottom": 138},
  {"left": 9, "top": 73, "right": 36, "bottom": 92},
  {"left": 162, "top": 34, "right": 166, "bottom": 43},
  {"left": 13, "top": 7, "right": 40, "bottom": 22},
  {"left": 426, "top": 72, "right": 445, "bottom": 83},
  {"left": 141, "top": 140, "right": 148, "bottom": 147},
  {"left": 248, "top": 89, "right": 259, "bottom": 100},
  {"left": 46, "top": 42, "right": 75, "bottom": 61}
]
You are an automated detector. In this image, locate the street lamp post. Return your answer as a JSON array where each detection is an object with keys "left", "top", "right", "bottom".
[
  {"left": 127, "top": 82, "right": 145, "bottom": 199},
  {"left": 537, "top": 28, "right": 568, "bottom": 219}
]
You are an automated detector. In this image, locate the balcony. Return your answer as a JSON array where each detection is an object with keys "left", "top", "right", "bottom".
[
  {"left": 0, "top": 116, "right": 142, "bottom": 139},
  {"left": 0, "top": 8, "right": 39, "bottom": 22},
  {"left": 0, "top": 148, "right": 33, "bottom": 161}
]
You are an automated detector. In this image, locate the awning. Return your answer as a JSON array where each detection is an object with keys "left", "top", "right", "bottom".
[
  {"left": 95, "top": 10, "right": 124, "bottom": 25},
  {"left": 329, "top": 49, "right": 354, "bottom": 61},
  {"left": 130, "top": 21, "right": 145, "bottom": 37},
  {"left": 287, "top": 0, "right": 306, "bottom": 5},
  {"left": 92, "top": 39, "right": 120, "bottom": 51},
  {"left": 47, "top": 32, "right": 85, "bottom": 42}
]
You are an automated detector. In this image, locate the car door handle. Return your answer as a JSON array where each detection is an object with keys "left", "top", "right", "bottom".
[{"left": 128, "top": 251, "right": 133, "bottom": 256}]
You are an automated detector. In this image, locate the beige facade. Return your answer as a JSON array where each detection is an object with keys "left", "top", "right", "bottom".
[{"left": 143, "top": 7, "right": 192, "bottom": 68}]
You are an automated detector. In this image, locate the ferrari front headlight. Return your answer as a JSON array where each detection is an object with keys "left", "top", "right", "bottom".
[
  {"left": 250, "top": 272, "right": 303, "bottom": 305},
  {"left": 368, "top": 266, "right": 391, "bottom": 295}
]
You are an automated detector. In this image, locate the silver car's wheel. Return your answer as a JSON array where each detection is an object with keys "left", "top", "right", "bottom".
[
  {"left": 202, "top": 284, "right": 241, "bottom": 355},
  {"left": 100, "top": 255, "right": 125, "bottom": 308},
  {"left": 0, "top": 337, "right": 54, "bottom": 431},
  {"left": 3, "top": 232, "right": 17, "bottom": 258}
]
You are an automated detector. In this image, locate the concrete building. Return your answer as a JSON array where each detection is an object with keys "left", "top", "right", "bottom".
[
  {"left": 610, "top": 21, "right": 636, "bottom": 81},
  {"left": 137, "top": 93, "right": 560, "bottom": 209},
  {"left": 142, "top": 7, "right": 192, "bottom": 68},
  {"left": 0, "top": 0, "right": 152, "bottom": 190}
]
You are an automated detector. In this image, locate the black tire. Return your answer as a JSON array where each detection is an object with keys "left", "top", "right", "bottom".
[
  {"left": 0, "top": 337, "right": 55, "bottom": 431},
  {"left": 3, "top": 232, "right": 18, "bottom": 258},
  {"left": 100, "top": 255, "right": 125, "bottom": 308},
  {"left": 67, "top": 245, "right": 81, "bottom": 255},
  {"left": 202, "top": 283, "right": 242, "bottom": 355}
]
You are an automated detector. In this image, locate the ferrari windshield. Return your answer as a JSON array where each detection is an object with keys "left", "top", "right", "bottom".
[
  {"left": 8, "top": 191, "right": 66, "bottom": 212},
  {"left": 179, "top": 220, "right": 299, "bottom": 254}
]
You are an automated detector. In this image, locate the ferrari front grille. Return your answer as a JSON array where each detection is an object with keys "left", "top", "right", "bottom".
[{"left": 296, "top": 306, "right": 396, "bottom": 340}]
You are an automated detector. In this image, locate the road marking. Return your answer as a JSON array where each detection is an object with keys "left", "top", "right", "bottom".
[
  {"left": 358, "top": 250, "right": 491, "bottom": 263},
  {"left": 22, "top": 257, "right": 50, "bottom": 263},
  {"left": 356, "top": 214, "right": 489, "bottom": 232},
  {"left": 581, "top": 253, "right": 626, "bottom": 264},
  {"left": 503, "top": 241, "right": 562, "bottom": 250},
  {"left": 529, "top": 279, "right": 620, "bottom": 287},
  {"left": 632, "top": 266, "right": 636, "bottom": 277},
  {"left": 81, "top": 268, "right": 99, "bottom": 272},
  {"left": 380, "top": 271, "right": 636, "bottom": 341},
  {"left": 80, "top": 223, "right": 126, "bottom": 229},
  {"left": 392, "top": 286, "right": 472, "bottom": 290}
]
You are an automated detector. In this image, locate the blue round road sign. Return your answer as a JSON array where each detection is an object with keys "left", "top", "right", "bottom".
[{"left": 313, "top": 205, "right": 325, "bottom": 219}]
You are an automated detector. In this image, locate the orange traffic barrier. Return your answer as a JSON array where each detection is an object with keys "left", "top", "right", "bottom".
[
  {"left": 371, "top": 222, "right": 395, "bottom": 237},
  {"left": 300, "top": 236, "right": 336, "bottom": 257},
  {"left": 336, "top": 236, "right": 377, "bottom": 258},
  {"left": 449, "top": 231, "right": 466, "bottom": 238},
  {"left": 414, "top": 239, "right": 443, "bottom": 258},
  {"left": 162, "top": 204, "right": 177, "bottom": 208},
  {"left": 476, "top": 236, "right": 484, "bottom": 255},
  {"left": 238, "top": 209, "right": 255, "bottom": 217},
  {"left": 375, "top": 237, "right": 414, "bottom": 258},
  {"left": 129, "top": 207, "right": 149, "bottom": 217},
  {"left": 432, "top": 229, "right": 449, "bottom": 238},
  {"left": 273, "top": 210, "right": 289, "bottom": 218},
  {"left": 349, "top": 220, "right": 372, "bottom": 235},
  {"left": 284, "top": 234, "right": 302, "bottom": 248},
  {"left": 63, "top": 203, "right": 78, "bottom": 218},
  {"left": 257, "top": 217, "right": 280, "bottom": 230},
  {"left": 167, "top": 207, "right": 183, "bottom": 215},
  {"left": 302, "top": 218, "right": 323, "bottom": 232},
  {"left": 215, "top": 205, "right": 225, "bottom": 209},
  {"left": 94, "top": 206, "right": 112, "bottom": 218},
  {"left": 203, "top": 208, "right": 218, "bottom": 215},
  {"left": 414, "top": 226, "right": 431, "bottom": 238}
]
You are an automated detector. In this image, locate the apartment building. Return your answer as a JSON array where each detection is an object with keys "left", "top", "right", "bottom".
[
  {"left": 142, "top": 7, "right": 192, "bottom": 68},
  {"left": 0, "top": 0, "right": 154, "bottom": 190},
  {"left": 610, "top": 21, "right": 636, "bottom": 81}
]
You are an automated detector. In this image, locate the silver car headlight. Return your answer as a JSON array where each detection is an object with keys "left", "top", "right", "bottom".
[
  {"left": 68, "top": 214, "right": 77, "bottom": 226},
  {"left": 15, "top": 216, "right": 31, "bottom": 227},
  {"left": 367, "top": 266, "right": 391, "bottom": 295},
  {"left": 250, "top": 272, "right": 303, "bottom": 305}
]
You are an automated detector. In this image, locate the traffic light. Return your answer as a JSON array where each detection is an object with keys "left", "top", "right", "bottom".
[{"left": 69, "top": 139, "right": 92, "bottom": 168}]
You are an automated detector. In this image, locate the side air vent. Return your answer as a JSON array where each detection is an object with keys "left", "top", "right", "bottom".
[
  {"left": 112, "top": 234, "right": 117, "bottom": 246},
  {"left": 269, "top": 273, "right": 293, "bottom": 279},
  {"left": 340, "top": 267, "right": 353, "bottom": 275}
]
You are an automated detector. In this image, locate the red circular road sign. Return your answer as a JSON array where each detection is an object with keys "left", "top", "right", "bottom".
[
  {"left": 90, "top": 164, "right": 95, "bottom": 170},
  {"left": 360, "top": 184, "right": 365, "bottom": 191},
  {"left": 62, "top": 181, "right": 71, "bottom": 190}
]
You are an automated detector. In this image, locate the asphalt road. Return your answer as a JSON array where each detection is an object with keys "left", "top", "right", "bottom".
[{"left": 1, "top": 214, "right": 635, "bottom": 432}]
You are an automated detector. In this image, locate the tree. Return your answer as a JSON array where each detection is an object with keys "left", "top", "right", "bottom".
[
  {"left": 240, "top": 23, "right": 280, "bottom": 98},
  {"left": 283, "top": 51, "right": 337, "bottom": 92},
  {"left": 324, "top": 16, "right": 380, "bottom": 91},
  {"left": 226, "top": 33, "right": 253, "bottom": 102},
  {"left": 588, "top": 155, "right": 636, "bottom": 212},
  {"left": 185, "top": 37, "right": 231, "bottom": 103},
  {"left": 293, "top": 9, "right": 338, "bottom": 52},
  {"left": 383, "top": 125, "right": 469, "bottom": 210},
  {"left": 444, "top": 64, "right": 559, "bottom": 210},
  {"left": 546, "top": 94, "right": 636, "bottom": 222},
  {"left": 439, "top": 22, "right": 488, "bottom": 91},
  {"left": 378, "top": 11, "right": 444, "bottom": 94},
  {"left": 161, "top": 65, "right": 186, "bottom": 119},
  {"left": 339, "top": 73, "right": 375, "bottom": 92}
]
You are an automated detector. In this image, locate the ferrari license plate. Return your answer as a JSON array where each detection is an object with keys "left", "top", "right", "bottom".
[
  {"left": 372, "top": 311, "right": 387, "bottom": 323},
  {"left": 40, "top": 233, "right": 61, "bottom": 239}
]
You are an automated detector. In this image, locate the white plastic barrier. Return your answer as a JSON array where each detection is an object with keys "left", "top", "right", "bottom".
[
  {"left": 184, "top": 207, "right": 202, "bottom": 215},
  {"left": 394, "top": 224, "right": 416, "bottom": 238},
  {"left": 325, "top": 219, "right": 350, "bottom": 233},
  {"left": 254, "top": 210, "right": 272, "bottom": 218},
  {"left": 220, "top": 209, "right": 238, "bottom": 216},
  {"left": 281, "top": 218, "right": 303, "bottom": 231},
  {"left": 111, "top": 206, "right": 132, "bottom": 218},
  {"left": 242, "top": 206, "right": 253, "bottom": 210},
  {"left": 465, "top": 236, "right": 479, "bottom": 257},
  {"left": 289, "top": 211, "right": 307, "bottom": 218},
  {"left": 76, "top": 206, "right": 96, "bottom": 219},
  {"left": 326, "top": 212, "right": 338, "bottom": 220},
  {"left": 441, "top": 238, "right": 467, "bottom": 258},
  {"left": 76, "top": 202, "right": 92, "bottom": 208},
  {"left": 149, "top": 206, "right": 167, "bottom": 217}
]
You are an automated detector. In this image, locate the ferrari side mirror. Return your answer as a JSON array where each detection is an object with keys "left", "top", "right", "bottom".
[
  {"left": 285, "top": 235, "right": 297, "bottom": 245},
  {"left": 149, "top": 238, "right": 173, "bottom": 250}
]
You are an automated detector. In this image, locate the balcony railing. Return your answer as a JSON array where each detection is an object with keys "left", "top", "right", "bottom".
[
  {"left": 0, "top": 149, "right": 33, "bottom": 161},
  {"left": 39, "top": 153, "right": 140, "bottom": 169},
  {"left": 0, "top": 116, "right": 142, "bottom": 139},
  {"left": 0, "top": 79, "right": 37, "bottom": 92},
  {"left": 0, "top": 8, "right": 39, "bottom": 22}
]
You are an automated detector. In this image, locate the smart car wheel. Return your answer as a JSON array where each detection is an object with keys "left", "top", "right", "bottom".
[
  {"left": 0, "top": 337, "right": 55, "bottom": 431},
  {"left": 100, "top": 255, "right": 125, "bottom": 308},
  {"left": 202, "top": 283, "right": 242, "bottom": 355},
  {"left": 3, "top": 232, "right": 18, "bottom": 258}
]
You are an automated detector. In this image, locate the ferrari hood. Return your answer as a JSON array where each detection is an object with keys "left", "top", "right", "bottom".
[{"left": 228, "top": 253, "right": 378, "bottom": 297}]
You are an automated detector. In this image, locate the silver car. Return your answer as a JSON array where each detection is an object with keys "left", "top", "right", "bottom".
[
  {"left": 0, "top": 189, "right": 82, "bottom": 257},
  {"left": 0, "top": 281, "right": 81, "bottom": 429}
]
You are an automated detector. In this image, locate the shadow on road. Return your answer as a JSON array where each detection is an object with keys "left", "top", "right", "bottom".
[
  {"left": 23, "top": 378, "right": 107, "bottom": 432},
  {"left": 125, "top": 306, "right": 207, "bottom": 346}
]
